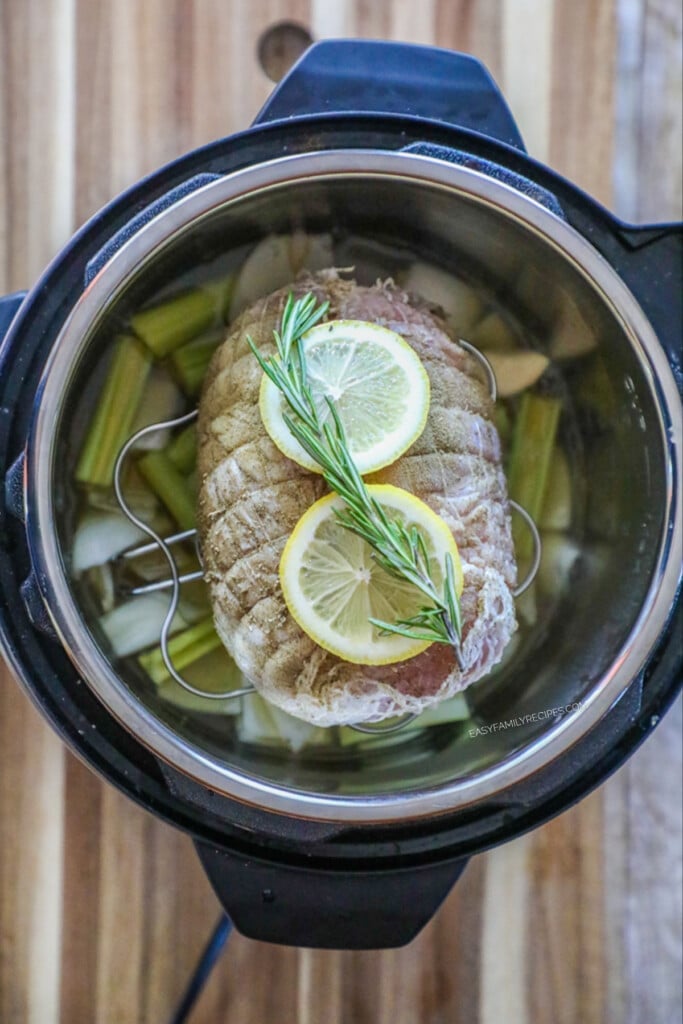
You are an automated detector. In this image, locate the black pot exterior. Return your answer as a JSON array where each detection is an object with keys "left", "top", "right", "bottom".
[{"left": 0, "top": 43, "right": 681, "bottom": 948}]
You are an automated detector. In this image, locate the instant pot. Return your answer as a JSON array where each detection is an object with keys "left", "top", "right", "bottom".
[{"left": 0, "top": 41, "right": 680, "bottom": 949}]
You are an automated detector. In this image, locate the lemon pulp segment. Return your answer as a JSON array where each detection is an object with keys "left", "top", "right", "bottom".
[{"left": 259, "top": 320, "right": 430, "bottom": 475}]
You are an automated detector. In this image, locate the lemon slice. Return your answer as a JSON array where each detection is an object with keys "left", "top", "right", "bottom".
[
  {"left": 260, "top": 319, "right": 430, "bottom": 474},
  {"left": 279, "top": 484, "right": 463, "bottom": 665}
]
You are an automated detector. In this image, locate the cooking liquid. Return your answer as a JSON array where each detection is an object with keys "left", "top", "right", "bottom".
[{"left": 66, "top": 231, "right": 589, "bottom": 787}]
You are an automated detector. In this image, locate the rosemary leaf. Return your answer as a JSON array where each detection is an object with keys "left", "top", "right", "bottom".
[{"left": 369, "top": 622, "right": 442, "bottom": 643}]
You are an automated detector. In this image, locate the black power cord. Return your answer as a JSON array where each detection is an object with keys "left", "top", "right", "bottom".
[{"left": 168, "top": 914, "right": 233, "bottom": 1024}]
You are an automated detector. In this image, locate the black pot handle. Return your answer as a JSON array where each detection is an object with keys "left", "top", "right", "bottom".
[
  {"left": 195, "top": 840, "right": 469, "bottom": 949},
  {"left": 0, "top": 292, "right": 61, "bottom": 639},
  {"left": 253, "top": 39, "right": 525, "bottom": 152},
  {"left": 0, "top": 290, "right": 27, "bottom": 345},
  {"left": 1, "top": 294, "right": 30, "bottom": 524},
  {"left": 607, "top": 221, "right": 683, "bottom": 388}
]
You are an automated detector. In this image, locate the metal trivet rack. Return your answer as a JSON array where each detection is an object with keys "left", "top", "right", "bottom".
[{"left": 112, "top": 345, "right": 541, "bottom": 737}]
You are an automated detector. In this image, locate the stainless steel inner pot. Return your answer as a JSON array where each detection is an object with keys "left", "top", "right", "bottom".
[{"left": 25, "top": 150, "right": 682, "bottom": 823}]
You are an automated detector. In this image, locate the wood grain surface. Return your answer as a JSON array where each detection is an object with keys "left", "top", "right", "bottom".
[{"left": 1, "top": 2, "right": 681, "bottom": 1023}]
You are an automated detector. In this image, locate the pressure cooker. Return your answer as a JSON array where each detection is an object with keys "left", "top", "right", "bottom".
[{"left": 0, "top": 41, "right": 680, "bottom": 949}]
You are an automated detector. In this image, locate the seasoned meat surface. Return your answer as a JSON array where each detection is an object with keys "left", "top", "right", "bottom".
[{"left": 197, "top": 272, "right": 517, "bottom": 725}]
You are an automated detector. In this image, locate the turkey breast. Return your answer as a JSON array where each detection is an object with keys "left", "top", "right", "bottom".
[{"left": 197, "top": 271, "right": 517, "bottom": 725}]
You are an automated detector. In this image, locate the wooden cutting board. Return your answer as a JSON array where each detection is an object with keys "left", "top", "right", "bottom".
[{"left": 0, "top": 2, "right": 681, "bottom": 1022}]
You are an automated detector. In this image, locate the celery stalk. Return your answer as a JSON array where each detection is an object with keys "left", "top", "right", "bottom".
[
  {"left": 576, "top": 354, "right": 616, "bottom": 424},
  {"left": 168, "top": 329, "right": 223, "bottom": 396},
  {"left": 493, "top": 404, "right": 512, "bottom": 447},
  {"left": 336, "top": 728, "right": 411, "bottom": 750},
  {"left": 202, "top": 274, "right": 236, "bottom": 324},
  {"left": 337, "top": 694, "right": 470, "bottom": 747},
  {"left": 156, "top": 655, "right": 242, "bottom": 714},
  {"left": 167, "top": 424, "right": 197, "bottom": 475},
  {"left": 75, "top": 335, "right": 152, "bottom": 488},
  {"left": 539, "top": 448, "right": 572, "bottom": 530},
  {"left": 137, "top": 450, "right": 196, "bottom": 530},
  {"left": 130, "top": 289, "right": 219, "bottom": 359},
  {"left": 139, "top": 616, "right": 221, "bottom": 685},
  {"left": 508, "top": 393, "right": 562, "bottom": 560}
]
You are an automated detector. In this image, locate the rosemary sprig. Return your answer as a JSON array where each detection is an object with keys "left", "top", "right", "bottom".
[{"left": 247, "top": 292, "right": 464, "bottom": 664}]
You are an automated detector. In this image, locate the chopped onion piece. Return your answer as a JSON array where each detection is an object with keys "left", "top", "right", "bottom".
[
  {"left": 537, "top": 534, "right": 581, "bottom": 597},
  {"left": 72, "top": 511, "right": 147, "bottom": 573},
  {"left": 268, "top": 705, "right": 330, "bottom": 752},
  {"left": 238, "top": 693, "right": 282, "bottom": 743},
  {"left": 98, "top": 594, "right": 190, "bottom": 658},
  {"left": 401, "top": 261, "right": 484, "bottom": 333},
  {"left": 549, "top": 299, "right": 597, "bottom": 360},
  {"left": 289, "top": 230, "right": 334, "bottom": 277},
  {"left": 486, "top": 350, "right": 550, "bottom": 397},
  {"left": 130, "top": 368, "right": 185, "bottom": 449},
  {"left": 469, "top": 311, "right": 519, "bottom": 352},
  {"left": 237, "top": 694, "right": 328, "bottom": 750},
  {"left": 230, "top": 233, "right": 334, "bottom": 320}
]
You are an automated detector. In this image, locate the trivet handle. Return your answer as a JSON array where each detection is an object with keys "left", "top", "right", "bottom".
[
  {"left": 195, "top": 840, "right": 469, "bottom": 950},
  {"left": 253, "top": 40, "right": 526, "bottom": 152}
]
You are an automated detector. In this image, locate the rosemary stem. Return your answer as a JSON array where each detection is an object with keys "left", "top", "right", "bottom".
[{"left": 248, "top": 293, "right": 464, "bottom": 659}]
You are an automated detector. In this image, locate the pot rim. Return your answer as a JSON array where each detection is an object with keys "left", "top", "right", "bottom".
[{"left": 25, "top": 148, "right": 682, "bottom": 824}]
